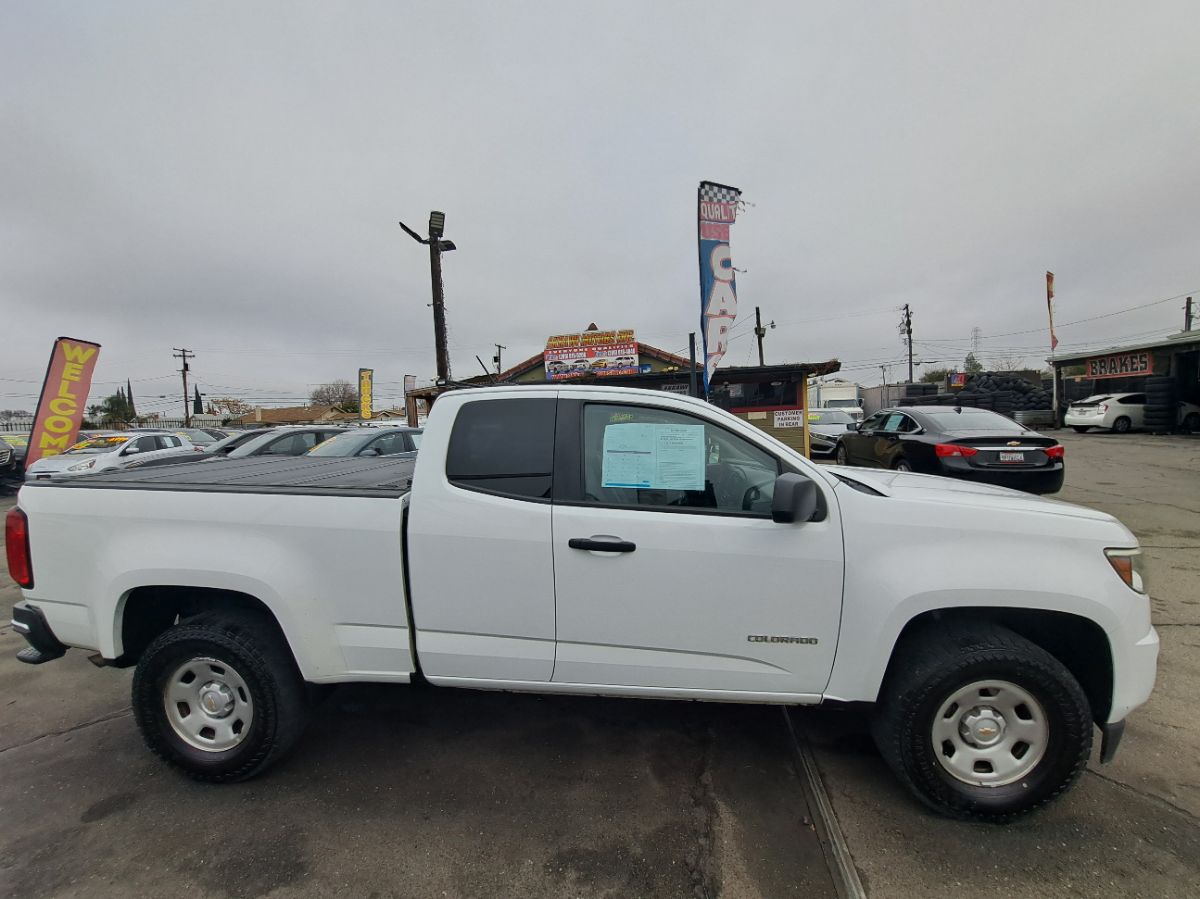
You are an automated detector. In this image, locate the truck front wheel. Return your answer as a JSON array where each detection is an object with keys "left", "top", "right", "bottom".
[
  {"left": 132, "top": 611, "right": 310, "bottom": 782},
  {"left": 872, "top": 623, "right": 1092, "bottom": 821}
]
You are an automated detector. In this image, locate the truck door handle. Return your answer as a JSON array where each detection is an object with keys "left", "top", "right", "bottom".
[{"left": 569, "top": 538, "right": 637, "bottom": 553}]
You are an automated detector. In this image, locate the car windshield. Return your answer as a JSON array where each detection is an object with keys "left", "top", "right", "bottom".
[
  {"left": 918, "top": 409, "right": 1029, "bottom": 433},
  {"left": 823, "top": 399, "right": 860, "bottom": 408},
  {"left": 175, "top": 429, "right": 217, "bottom": 445},
  {"left": 809, "top": 410, "right": 853, "bottom": 425},
  {"left": 1, "top": 434, "right": 29, "bottom": 447},
  {"left": 64, "top": 436, "right": 129, "bottom": 454},
  {"left": 206, "top": 430, "right": 271, "bottom": 453},
  {"left": 308, "top": 431, "right": 379, "bottom": 456}
]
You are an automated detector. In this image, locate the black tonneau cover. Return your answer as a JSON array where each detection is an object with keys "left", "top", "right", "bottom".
[{"left": 25, "top": 456, "right": 415, "bottom": 498}]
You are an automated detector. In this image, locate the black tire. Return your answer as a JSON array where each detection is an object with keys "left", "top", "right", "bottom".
[
  {"left": 835, "top": 443, "right": 849, "bottom": 466},
  {"left": 132, "top": 610, "right": 310, "bottom": 783},
  {"left": 871, "top": 621, "right": 1091, "bottom": 822},
  {"left": 893, "top": 458, "right": 912, "bottom": 472},
  {"left": 1111, "top": 416, "right": 1132, "bottom": 434},
  {"left": 1183, "top": 412, "right": 1200, "bottom": 435},
  {"left": 1071, "top": 426, "right": 1089, "bottom": 433}
]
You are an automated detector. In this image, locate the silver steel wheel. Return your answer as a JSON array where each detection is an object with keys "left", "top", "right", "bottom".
[
  {"left": 931, "top": 680, "right": 1048, "bottom": 787},
  {"left": 164, "top": 656, "right": 254, "bottom": 752}
]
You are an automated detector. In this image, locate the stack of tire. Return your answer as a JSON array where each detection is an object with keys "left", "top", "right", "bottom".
[
  {"left": 963, "top": 372, "right": 1053, "bottom": 414},
  {"left": 1143, "top": 376, "right": 1177, "bottom": 434}
]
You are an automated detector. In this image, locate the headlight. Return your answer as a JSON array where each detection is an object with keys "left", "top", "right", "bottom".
[
  {"left": 1105, "top": 548, "right": 1147, "bottom": 594},
  {"left": 68, "top": 459, "right": 96, "bottom": 472}
]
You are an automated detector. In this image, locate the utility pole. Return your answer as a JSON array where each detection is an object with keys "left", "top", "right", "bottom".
[
  {"left": 1186, "top": 296, "right": 1194, "bottom": 332},
  {"left": 881, "top": 364, "right": 890, "bottom": 408},
  {"left": 901, "top": 304, "right": 914, "bottom": 383},
  {"left": 173, "top": 348, "right": 193, "bottom": 426},
  {"left": 688, "top": 333, "right": 699, "bottom": 398},
  {"left": 754, "top": 306, "right": 766, "bottom": 366},
  {"left": 399, "top": 211, "right": 457, "bottom": 384},
  {"left": 493, "top": 344, "right": 506, "bottom": 375}
]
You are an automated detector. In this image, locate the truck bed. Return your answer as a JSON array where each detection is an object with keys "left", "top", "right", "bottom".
[{"left": 24, "top": 456, "right": 415, "bottom": 497}]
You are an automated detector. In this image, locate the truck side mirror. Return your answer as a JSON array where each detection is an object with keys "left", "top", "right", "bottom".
[{"left": 772, "top": 473, "right": 819, "bottom": 524}]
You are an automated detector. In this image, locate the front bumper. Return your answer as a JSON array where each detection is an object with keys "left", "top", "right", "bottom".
[{"left": 11, "top": 603, "right": 68, "bottom": 664}]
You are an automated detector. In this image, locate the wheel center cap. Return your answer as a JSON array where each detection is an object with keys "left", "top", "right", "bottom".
[
  {"left": 199, "top": 682, "right": 234, "bottom": 717},
  {"left": 961, "top": 707, "right": 1006, "bottom": 747}
]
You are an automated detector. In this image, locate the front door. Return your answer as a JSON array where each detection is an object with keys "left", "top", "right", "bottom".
[{"left": 550, "top": 400, "right": 844, "bottom": 698}]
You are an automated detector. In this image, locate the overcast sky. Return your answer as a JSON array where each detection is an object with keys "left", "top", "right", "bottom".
[{"left": 3, "top": 2, "right": 1198, "bottom": 415}]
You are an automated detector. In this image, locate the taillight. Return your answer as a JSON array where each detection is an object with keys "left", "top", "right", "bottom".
[
  {"left": 935, "top": 444, "right": 978, "bottom": 458},
  {"left": 1045, "top": 445, "right": 1065, "bottom": 459},
  {"left": 1099, "top": 404, "right": 1108, "bottom": 413},
  {"left": 5, "top": 507, "right": 33, "bottom": 589}
]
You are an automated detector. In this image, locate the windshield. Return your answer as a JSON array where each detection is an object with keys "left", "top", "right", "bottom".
[
  {"left": 207, "top": 430, "right": 271, "bottom": 453},
  {"left": 809, "top": 410, "right": 853, "bottom": 425},
  {"left": 175, "top": 429, "right": 216, "bottom": 445},
  {"left": 65, "top": 436, "right": 129, "bottom": 454},
  {"left": 919, "top": 409, "right": 1029, "bottom": 433},
  {"left": 823, "top": 399, "right": 860, "bottom": 408},
  {"left": 1, "top": 434, "right": 29, "bottom": 447},
  {"left": 308, "top": 432, "right": 378, "bottom": 456}
]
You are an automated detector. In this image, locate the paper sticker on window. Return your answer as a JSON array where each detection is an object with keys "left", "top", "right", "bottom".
[{"left": 602, "top": 423, "right": 705, "bottom": 491}]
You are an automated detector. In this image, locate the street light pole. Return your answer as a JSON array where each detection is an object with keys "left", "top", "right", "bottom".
[{"left": 400, "top": 212, "right": 457, "bottom": 384}]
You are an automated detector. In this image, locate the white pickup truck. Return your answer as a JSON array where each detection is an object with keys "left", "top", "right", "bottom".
[{"left": 7, "top": 385, "right": 1158, "bottom": 821}]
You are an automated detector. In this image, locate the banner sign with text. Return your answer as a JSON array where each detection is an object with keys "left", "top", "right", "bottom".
[
  {"left": 544, "top": 329, "right": 639, "bottom": 380},
  {"left": 1085, "top": 351, "right": 1153, "bottom": 380},
  {"left": 698, "top": 180, "right": 742, "bottom": 393},
  {"left": 358, "top": 368, "right": 374, "bottom": 419},
  {"left": 27, "top": 337, "right": 102, "bottom": 468}
]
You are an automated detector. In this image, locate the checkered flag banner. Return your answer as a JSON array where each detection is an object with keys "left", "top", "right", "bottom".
[
  {"left": 697, "top": 181, "right": 743, "bottom": 393},
  {"left": 699, "top": 182, "right": 742, "bottom": 206}
]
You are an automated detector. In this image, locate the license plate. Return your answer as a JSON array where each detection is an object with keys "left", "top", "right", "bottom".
[{"left": 998, "top": 451, "right": 1025, "bottom": 463}]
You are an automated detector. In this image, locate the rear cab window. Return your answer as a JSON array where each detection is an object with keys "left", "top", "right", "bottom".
[{"left": 446, "top": 398, "right": 556, "bottom": 500}]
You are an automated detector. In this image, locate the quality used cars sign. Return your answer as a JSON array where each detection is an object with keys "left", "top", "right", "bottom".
[{"left": 27, "top": 337, "right": 102, "bottom": 467}]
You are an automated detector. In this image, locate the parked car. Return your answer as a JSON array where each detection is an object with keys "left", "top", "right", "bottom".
[
  {"left": 0, "top": 439, "right": 17, "bottom": 478},
  {"left": 805, "top": 409, "right": 857, "bottom": 458},
  {"left": 834, "top": 406, "right": 1065, "bottom": 494},
  {"left": 1065, "top": 393, "right": 1146, "bottom": 433},
  {"left": 9, "top": 385, "right": 1156, "bottom": 821},
  {"left": 204, "top": 428, "right": 275, "bottom": 455},
  {"left": 225, "top": 426, "right": 348, "bottom": 458},
  {"left": 23, "top": 432, "right": 197, "bottom": 479},
  {"left": 1067, "top": 393, "right": 1200, "bottom": 434},
  {"left": 1, "top": 433, "right": 31, "bottom": 475},
  {"left": 308, "top": 427, "right": 422, "bottom": 459}
]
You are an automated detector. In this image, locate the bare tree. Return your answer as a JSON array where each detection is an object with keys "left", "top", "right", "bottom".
[
  {"left": 209, "top": 397, "right": 253, "bottom": 416},
  {"left": 309, "top": 379, "right": 359, "bottom": 410}
]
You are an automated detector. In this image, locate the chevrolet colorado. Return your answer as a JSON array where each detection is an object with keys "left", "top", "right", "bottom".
[{"left": 6, "top": 385, "right": 1158, "bottom": 820}]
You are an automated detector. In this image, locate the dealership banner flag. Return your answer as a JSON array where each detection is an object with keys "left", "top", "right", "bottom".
[
  {"left": 27, "top": 336, "right": 102, "bottom": 468},
  {"left": 359, "top": 368, "right": 374, "bottom": 419},
  {"left": 698, "top": 181, "right": 742, "bottom": 392},
  {"left": 1046, "top": 271, "right": 1059, "bottom": 350}
]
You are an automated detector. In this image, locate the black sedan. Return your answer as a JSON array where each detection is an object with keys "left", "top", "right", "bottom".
[{"left": 833, "top": 406, "right": 1064, "bottom": 494}]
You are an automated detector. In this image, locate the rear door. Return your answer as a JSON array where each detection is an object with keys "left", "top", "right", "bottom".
[
  {"left": 406, "top": 395, "right": 558, "bottom": 682},
  {"left": 549, "top": 398, "right": 844, "bottom": 697},
  {"left": 1116, "top": 393, "right": 1147, "bottom": 428}
]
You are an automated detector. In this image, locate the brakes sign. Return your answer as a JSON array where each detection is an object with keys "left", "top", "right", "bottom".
[{"left": 27, "top": 337, "right": 102, "bottom": 467}]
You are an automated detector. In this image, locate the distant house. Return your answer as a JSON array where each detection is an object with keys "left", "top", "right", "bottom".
[{"left": 235, "top": 405, "right": 355, "bottom": 426}]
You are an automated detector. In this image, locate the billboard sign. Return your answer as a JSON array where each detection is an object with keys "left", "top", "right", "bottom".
[
  {"left": 697, "top": 180, "right": 742, "bottom": 393},
  {"left": 358, "top": 368, "right": 373, "bottom": 419},
  {"left": 1085, "top": 351, "right": 1153, "bottom": 380},
  {"left": 27, "top": 337, "right": 102, "bottom": 468},
  {"left": 544, "top": 329, "right": 639, "bottom": 380}
]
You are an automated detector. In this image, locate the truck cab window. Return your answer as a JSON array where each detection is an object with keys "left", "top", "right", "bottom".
[
  {"left": 580, "top": 403, "right": 779, "bottom": 514},
  {"left": 446, "top": 398, "right": 556, "bottom": 500}
]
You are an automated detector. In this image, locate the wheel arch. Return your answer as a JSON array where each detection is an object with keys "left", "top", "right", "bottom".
[
  {"left": 879, "top": 607, "right": 1113, "bottom": 724},
  {"left": 114, "top": 585, "right": 293, "bottom": 668}
]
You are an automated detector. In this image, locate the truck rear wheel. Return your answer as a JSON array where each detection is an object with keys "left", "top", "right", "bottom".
[
  {"left": 132, "top": 611, "right": 309, "bottom": 782},
  {"left": 871, "top": 622, "right": 1092, "bottom": 821}
]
